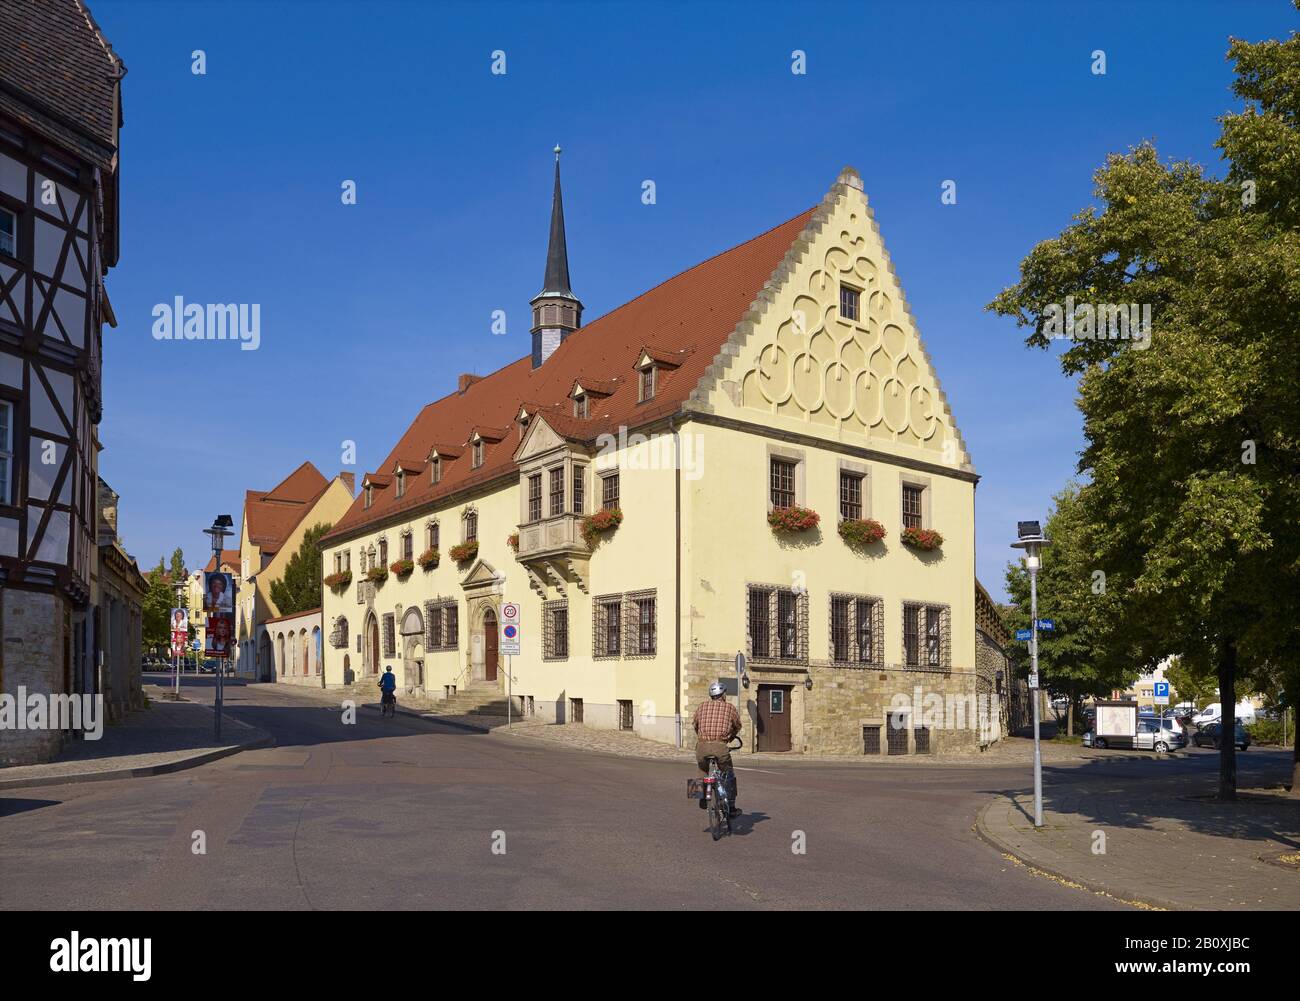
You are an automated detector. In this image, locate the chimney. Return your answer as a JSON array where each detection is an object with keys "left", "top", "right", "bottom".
[
  {"left": 458, "top": 373, "right": 481, "bottom": 394},
  {"left": 338, "top": 471, "right": 355, "bottom": 496}
]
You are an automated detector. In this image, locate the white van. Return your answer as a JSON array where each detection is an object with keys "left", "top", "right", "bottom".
[{"left": 1192, "top": 702, "right": 1257, "bottom": 726}]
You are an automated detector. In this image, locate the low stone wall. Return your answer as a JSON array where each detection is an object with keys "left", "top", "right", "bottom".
[{"left": 0, "top": 589, "right": 69, "bottom": 766}]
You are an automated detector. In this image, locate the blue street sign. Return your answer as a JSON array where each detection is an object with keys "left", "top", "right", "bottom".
[
  {"left": 1015, "top": 629, "right": 1032, "bottom": 641},
  {"left": 1036, "top": 619, "right": 1055, "bottom": 632},
  {"left": 1153, "top": 681, "right": 1170, "bottom": 700}
]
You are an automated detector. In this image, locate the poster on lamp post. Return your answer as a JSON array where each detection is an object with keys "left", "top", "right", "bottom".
[
  {"left": 205, "top": 613, "right": 233, "bottom": 658},
  {"left": 202, "top": 572, "right": 233, "bottom": 613}
]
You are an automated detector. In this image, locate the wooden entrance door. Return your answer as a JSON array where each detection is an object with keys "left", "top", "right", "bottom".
[
  {"left": 756, "top": 685, "right": 793, "bottom": 752},
  {"left": 484, "top": 608, "right": 498, "bottom": 682}
]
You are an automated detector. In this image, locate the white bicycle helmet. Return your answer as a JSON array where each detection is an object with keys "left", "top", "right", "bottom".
[{"left": 708, "top": 682, "right": 726, "bottom": 698}]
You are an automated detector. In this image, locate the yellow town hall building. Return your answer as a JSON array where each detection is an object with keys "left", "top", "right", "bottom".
[{"left": 319, "top": 162, "right": 1000, "bottom": 755}]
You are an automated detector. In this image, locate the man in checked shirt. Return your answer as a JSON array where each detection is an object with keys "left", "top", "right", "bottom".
[{"left": 693, "top": 681, "right": 741, "bottom": 815}]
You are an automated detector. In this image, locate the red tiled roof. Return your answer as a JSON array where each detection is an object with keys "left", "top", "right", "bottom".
[
  {"left": 571, "top": 377, "right": 619, "bottom": 397},
  {"left": 203, "top": 550, "right": 241, "bottom": 573},
  {"left": 638, "top": 344, "right": 691, "bottom": 367},
  {"left": 322, "top": 206, "right": 817, "bottom": 543},
  {"left": 243, "top": 462, "right": 330, "bottom": 554}
]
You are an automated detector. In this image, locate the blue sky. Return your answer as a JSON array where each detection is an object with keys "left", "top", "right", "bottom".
[{"left": 89, "top": 0, "right": 1295, "bottom": 595}]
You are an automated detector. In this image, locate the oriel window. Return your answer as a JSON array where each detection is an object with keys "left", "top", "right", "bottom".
[
  {"left": 528, "top": 473, "right": 542, "bottom": 522},
  {"left": 549, "top": 466, "right": 565, "bottom": 517}
]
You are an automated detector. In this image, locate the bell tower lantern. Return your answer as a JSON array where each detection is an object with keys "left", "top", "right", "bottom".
[{"left": 530, "top": 145, "right": 582, "bottom": 368}]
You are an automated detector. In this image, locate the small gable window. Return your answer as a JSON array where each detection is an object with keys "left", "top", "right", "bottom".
[
  {"left": 639, "top": 366, "right": 656, "bottom": 402},
  {"left": 574, "top": 393, "right": 588, "bottom": 419},
  {"left": 430, "top": 456, "right": 441, "bottom": 484},
  {"left": 840, "top": 284, "right": 860, "bottom": 322},
  {"left": 364, "top": 484, "right": 373, "bottom": 509},
  {"left": 395, "top": 471, "right": 405, "bottom": 499},
  {"left": 472, "top": 440, "right": 484, "bottom": 469}
]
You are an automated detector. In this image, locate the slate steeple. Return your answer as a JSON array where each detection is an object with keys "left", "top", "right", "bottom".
[{"left": 530, "top": 146, "right": 582, "bottom": 368}]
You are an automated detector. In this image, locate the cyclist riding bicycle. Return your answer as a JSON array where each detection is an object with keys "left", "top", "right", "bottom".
[
  {"left": 378, "top": 665, "right": 397, "bottom": 711},
  {"left": 693, "top": 681, "right": 740, "bottom": 816}
]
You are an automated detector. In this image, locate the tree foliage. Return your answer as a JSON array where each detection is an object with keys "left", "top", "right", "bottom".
[
  {"left": 270, "top": 523, "right": 332, "bottom": 616},
  {"left": 988, "top": 12, "right": 1300, "bottom": 795}
]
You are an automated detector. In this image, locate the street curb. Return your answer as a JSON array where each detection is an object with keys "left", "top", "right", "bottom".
[
  {"left": 0, "top": 731, "right": 275, "bottom": 791},
  {"left": 378, "top": 700, "right": 494, "bottom": 735},
  {"left": 973, "top": 800, "right": 1184, "bottom": 911}
]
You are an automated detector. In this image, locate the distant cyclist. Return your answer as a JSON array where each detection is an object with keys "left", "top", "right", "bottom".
[
  {"left": 378, "top": 665, "right": 397, "bottom": 715},
  {"left": 693, "top": 682, "right": 741, "bottom": 815}
]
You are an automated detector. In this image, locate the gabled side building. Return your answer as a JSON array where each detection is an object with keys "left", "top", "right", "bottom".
[{"left": 320, "top": 161, "right": 991, "bottom": 756}]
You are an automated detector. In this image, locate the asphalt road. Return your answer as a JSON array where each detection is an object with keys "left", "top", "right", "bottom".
[{"left": 2, "top": 678, "right": 1247, "bottom": 911}]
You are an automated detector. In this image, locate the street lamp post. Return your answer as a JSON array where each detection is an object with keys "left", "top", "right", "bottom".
[
  {"left": 1011, "top": 520, "right": 1051, "bottom": 828},
  {"left": 203, "top": 515, "right": 234, "bottom": 741}
]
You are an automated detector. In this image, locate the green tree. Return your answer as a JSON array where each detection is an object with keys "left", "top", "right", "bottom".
[
  {"left": 988, "top": 13, "right": 1300, "bottom": 797},
  {"left": 270, "top": 523, "right": 332, "bottom": 616},
  {"left": 1164, "top": 655, "right": 1217, "bottom": 711},
  {"left": 141, "top": 558, "right": 175, "bottom": 653},
  {"left": 1003, "top": 484, "right": 1132, "bottom": 735}
]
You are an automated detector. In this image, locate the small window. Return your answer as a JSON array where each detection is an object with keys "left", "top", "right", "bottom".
[
  {"left": 601, "top": 471, "right": 620, "bottom": 510},
  {"left": 831, "top": 596, "right": 851, "bottom": 661},
  {"left": 0, "top": 207, "right": 15, "bottom": 258},
  {"left": 635, "top": 594, "right": 657, "bottom": 654},
  {"left": 572, "top": 465, "right": 584, "bottom": 514},
  {"left": 904, "top": 604, "right": 921, "bottom": 666},
  {"left": 840, "top": 471, "right": 863, "bottom": 521},
  {"left": 545, "top": 600, "right": 569, "bottom": 660},
  {"left": 839, "top": 284, "right": 859, "bottom": 322},
  {"left": 618, "top": 700, "right": 634, "bottom": 731},
  {"left": 549, "top": 466, "right": 564, "bottom": 517},
  {"left": 379, "top": 538, "right": 388, "bottom": 566},
  {"left": 364, "top": 485, "right": 373, "bottom": 509},
  {"left": 464, "top": 510, "right": 477, "bottom": 543},
  {"left": 640, "top": 366, "right": 656, "bottom": 402},
  {"left": 472, "top": 440, "right": 484, "bottom": 469},
  {"left": 574, "top": 394, "right": 588, "bottom": 419},
  {"left": 0, "top": 400, "right": 11, "bottom": 504},
  {"left": 770, "top": 458, "right": 796, "bottom": 509},
  {"left": 430, "top": 456, "right": 441, "bottom": 484},
  {"left": 401, "top": 532, "right": 413, "bottom": 561},
  {"left": 395, "top": 471, "right": 405, "bottom": 499},
  {"left": 926, "top": 605, "right": 944, "bottom": 666},
  {"left": 427, "top": 522, "right": 439, "bottom": 550},
  {"left": 527, "top": 473, "right": 542, "bottom": 522},
  {"left": 777, "top": 590, "right": 798, "bottom": 658},
  {"left": 595, "top": 597, "right": 621, "bottom": 657},
  {"left": 902, "top": 484, "right": 924, "bottom": 530},
  {"left": 748, "top": 586, "right": 772, "bottom": 659}
]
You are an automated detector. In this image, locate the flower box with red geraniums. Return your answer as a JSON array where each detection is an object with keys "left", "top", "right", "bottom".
[
  {"left": 323, "top": 570, "right": 352, "bottom": 591},
  {"left": 900, "top": 526, "right": 943, "bottom": 551},
  {"left": 768, "top": 505, "right": 820, "bottom": 534},
  {"left": 390, "top": 558, "right": 414, "bottom": 579},
  {"left": 581, "top": 507, "right": 623, "bottom": 547},
  {"left": 507, "top": 532, "right": 519, "bottom": 553},
  {"left": 448, "top": 540, "right": 479, "bottom": 563},
  {"left": 838, "top": 517, "right": 886, "bottom": 547},
  {"left": 417, "top": 547, "right": 439, "bottom": 570},
  {"left": 365, "top": 566, "right": 388, "bottom": 584}
]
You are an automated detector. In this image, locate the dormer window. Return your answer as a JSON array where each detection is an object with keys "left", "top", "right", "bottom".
[
  {"left": 395, "top": 471, "right": 405, "bottom": 499},
  {"left": 639, "top": 365, "right": 656, "bottom": 402},
  {"left": 364, "top": 484, "right": 373, "bottom": 509},
  {"left": 472, "top": 440, "right": 484, "bottom": 469},
  {"left": 430, "top": 456, "right": 441, "bottom": 484},
  {"left": 574, "top": 393, "right": 588, "bottom": 419}
]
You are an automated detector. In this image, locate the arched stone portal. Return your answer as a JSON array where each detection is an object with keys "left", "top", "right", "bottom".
[{"left": 399, "top": 607, "right": 425, "bottom": 692}]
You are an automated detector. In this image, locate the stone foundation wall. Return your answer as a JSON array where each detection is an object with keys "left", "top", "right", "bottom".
[{"left": 0, "top": 588, "right": 70, "bottom": 766}]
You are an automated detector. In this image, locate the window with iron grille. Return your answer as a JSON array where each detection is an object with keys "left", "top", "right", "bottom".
[
  {"left": 914, "top": 727, "right": 931, "bottom": 753},
  {"left": 570, "top": 698, "right": 584, "bottom": 723},
  {"left": 625, "top": 591, "right": 657, "bottom": 656},
  {"left": 840, "top": 471, "right": 863, "bottom": 521},
  {"left": 904, "top": 604, "right": 921, "bottom": 666},
  {"left": 887, "top": 713, "right": 909, "bottom": 755},
  {"left": 549, "top": 466, "right": 565, "bottom": 516},
  {"left": 382, "top": 614, "right": 395, "bottom": 658},
  {"left": 572, "top": 465, "right": 584, "bottom": 514},
  {"left": 839, "top": 284, "right": 859, "bottom": 322},
  {"left": 618, "top": 700, "right": 633, "bottom": 731},
  {"left": 544, "top": 600, "right": 569, "bottom": 660},
  {"left": 926, "top": 605, "right": 943, "bottom": 666},
  {"left": 527, "top": 473, "right": 542, "bottom": 522},
  {"left": 747, "top": 585, "right": 806, "bottom": 663},
  {"left": 464, "top": 510, "right": 477, "bottom": 542},
  {"left": 863, "top": 725, "right": 881, "bottom": 755},
  {"left": 602, "top": 472, "right": 620, "bottom": 510},
  {"left": 429, "top": 604, "right": 443, "bottom": 648},
  {"left": 831, "top": 596, "right": 851, "bottom": 661},
  {"left": 770, "top": 458, "right": 796, "bottom": 509},
  {"left": 593, "top": 594, "right": 622, "bottom": 658},
  {"left": 902, "top": 484, "right": 924, "bottom": 530},
  {"left": 445, "top": 604, "right": 458, "bottom": 646},
  {"left": 856, "top": 598, "right": 878, "bottom": 663}
]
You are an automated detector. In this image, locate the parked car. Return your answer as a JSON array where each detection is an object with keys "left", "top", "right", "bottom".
[
  {"left": 1084, "top": 720, "right": 1180, "bottom": 753},
  {"left": 1190, "top": 721, "right": 1250, "bottom": 751},
  {"left": 1192, "top": 702, "right": 1258, "bottom": 726}
]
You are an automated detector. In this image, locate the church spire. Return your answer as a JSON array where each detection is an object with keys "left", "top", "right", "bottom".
[{"left": 530, "top": 145, "right": 582, "bottom": 368}]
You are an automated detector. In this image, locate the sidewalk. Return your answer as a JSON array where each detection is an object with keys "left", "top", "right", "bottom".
[
  {"left": 977, "top": 774, "right": 1300, "bottom": 911},
  {"left": 0, "top": 685, "right": 273, "bottom": 791}
]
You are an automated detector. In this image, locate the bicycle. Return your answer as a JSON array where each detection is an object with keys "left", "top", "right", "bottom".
[
  {"left": 380, "top": 687, "right": 396, "bottom": 718},
  {"left": 689, "top": 736, "right": 742, "bottom": 841}
]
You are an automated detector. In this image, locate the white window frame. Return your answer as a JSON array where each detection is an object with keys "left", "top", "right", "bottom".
[{"left": 0, "top": 206, "right": 16, "bottom": 258}]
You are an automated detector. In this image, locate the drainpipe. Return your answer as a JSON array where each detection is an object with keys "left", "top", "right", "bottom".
[{"left": 672, "top": 414, "right": 683, "bottom": 748}]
